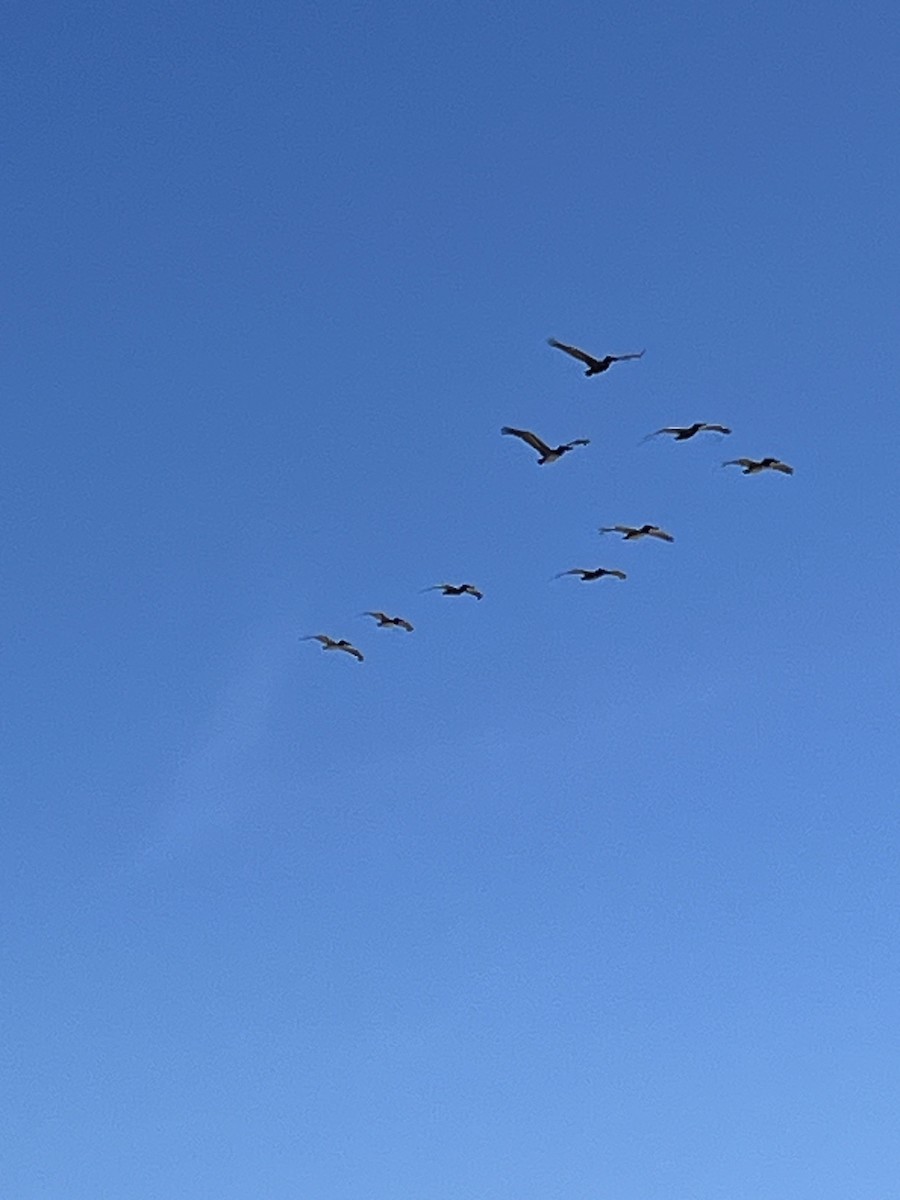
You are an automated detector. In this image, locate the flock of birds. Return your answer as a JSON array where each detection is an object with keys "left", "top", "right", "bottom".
[{"left": 303, "top": 337, "right": 794, "bottom": 663}]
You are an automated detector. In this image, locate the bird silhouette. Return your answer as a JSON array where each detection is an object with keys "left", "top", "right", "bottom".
[
  {"left": 301, "top": 634, "right": 364, "bottom": 661},
  {"left": 554, "top": 567, "right": 627, "bottom": 582},
  {"left": 598, "top": 524, "right": 674, "bottom": 542},
  {"left": 422, "top": 583, "right": 484, "bottom": 599},
  {"left": 547, "top": 337, "right": 644, "bottom": 376},
  {"left": 722, "top": 457, "right": 794, "bottom": 475},
  {"left": 363, "top": 611, "right": 414, "bottom": 632},
  {"left": 501, "top": 426, "right": 590, "bottom": 464},
  {"left": 644, "top": 422, "right": 731, "bottom": 441}
]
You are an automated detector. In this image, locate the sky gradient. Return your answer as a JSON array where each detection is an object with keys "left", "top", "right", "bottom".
[{"left": 3, "top": 2, "right": 899, "bottom": 1197}]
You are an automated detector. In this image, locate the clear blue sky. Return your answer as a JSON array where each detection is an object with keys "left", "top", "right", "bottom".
[{"left": 3, "top": 2, "right": 899, "bottom": 1196}]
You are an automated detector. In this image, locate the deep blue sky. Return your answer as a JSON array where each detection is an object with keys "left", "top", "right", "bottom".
[{"left": 3, "top": 2, "right": 899, "bottom": 1196}]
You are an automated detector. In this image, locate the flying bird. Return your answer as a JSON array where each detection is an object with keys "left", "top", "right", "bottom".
[
  {"left": 501, "top": 426, "right": 590, "bottom": 464},
  {"left": 547, "top": 337, "right": 645, "bottom": 376},
  {"left": 722, "top": 457, "right": 794, "bottom": 475},
  {"left": 301, "top": 634, "right": 364, "bottom": 661},
  {"left": 644, "top": 422, "right": 731, "bottom": 441},
  {"left": 554, "top": 567, "right": 627, "bottom": 582},
  {"left": 598, "top": 524, "right": 674, "bottom": 542},
  {"left": 363, "top": 611, "right": 414, "bottom": 632},
  {"left": 422, "top": 583, "right": 484, "bottom": 600}
]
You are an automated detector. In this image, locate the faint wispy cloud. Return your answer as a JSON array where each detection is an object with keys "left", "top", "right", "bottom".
[{"left": 140, "top": 619, "right": 292, "bottom": 862}]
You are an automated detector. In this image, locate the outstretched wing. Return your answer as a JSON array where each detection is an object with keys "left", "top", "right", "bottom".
[
  {"left": 610, "top": 350, "right": 645, "bottom": 363},
  {"left": 599, "top": 525, "right": 635, "bottom": 537},
  {"left": 421, "top": 584, "right": 449, "bottom": 593},
  {"left": 338, "top": 642, "right": 364, "bottom": 661},
  {"left": 395, "top": 617, "right": 414, "bottom": 631},
  {"left": 722, "top": 458, "right": 755, "bottom": 469},
  {"left": 771, "top": 460, "right": 794, "bottom": 474},
  {"left": 501, "top": 426, "right": 553, "bottom": 456},
  {"left": 554, "top": 568, "right": 585, "bottom": 579},
  {"left": 363, "top": 611, "right": 389, "bottom": 622},
  {"left": 300, "top": 634, "right": 330, "bottom": 645},
  {"left": 563, "top": 438, "right": 591, "bottom": 450},
  {"left": 701, "top": 424, "right": 731, "bottom": 435},
  {"left": 462, "top": 585, "right": 484, "bottom": 599},
  {"left": 648, "top": 527, "right": 674, "bottom": 542},
  {"left": 606, "top": 569, "right": 627, "bottom": 580},
  {"left": 546, "top": 337, "right": 600, "bottom": 370},
  {"left": 644, "top": 426, "right": 682, "bottom": 441}
]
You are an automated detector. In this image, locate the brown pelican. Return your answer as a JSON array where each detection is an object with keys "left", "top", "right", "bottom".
[
  {"left": 547, "top": 337, "right": 644, "bottom": 376},
  {"left": 301, "top": 634, "right": 364, "bottom": 662},
  {"left": 644, "top": 422, "right": 731, "bottom": 441},
  {"left": 722, "top": 457, "right": 794, "bottom": 475},
  {"left": 501, "top": 426, "right": 590, "bottom": 464},
  {"left": 422, "top": 583, "right": 484, "bottom": 600},
  {"left": 599, "top": 524, "right": 674, "bottom": 542},
  {"left": 363, "top": 611, "right": 414, "bottom": 632},
  {"left": 554, "top": 567, "right": 627, "bottom": 582}
]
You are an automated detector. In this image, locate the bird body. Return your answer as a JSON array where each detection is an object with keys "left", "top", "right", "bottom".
[
  {"left": 598, "top": 524, "right": 674, "bottom": 542},
  {"left": 547, "top": 337, "right": 644, "bottom": 376},
  {"left": 301, "top": 634, "right": 364, "bottom": 661},
  {"left": 646, "top": 422, "right": 731, "bottom": 441},
  {"left": 501, "top": 426, "right": 589, "bottom": 464},
  {"left": 723, "top": 457, "right": 794, "bottom": 475},
  {"left": 555, "top": 567, "right": 627, "bottom": 582},
  {"left": 423, "top": 583, "right": 484, "bottom": 599},
  {"left": 363, "top": 611, "right": 414, "bottom": 632}
]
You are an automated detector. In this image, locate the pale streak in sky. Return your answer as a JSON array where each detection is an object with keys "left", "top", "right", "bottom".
[{"left": 140, "top": 620, "right": 292, "bottom": 862}]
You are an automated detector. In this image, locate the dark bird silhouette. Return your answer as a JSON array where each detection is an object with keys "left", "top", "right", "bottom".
[
  {"left": 554, "top": 567, "right": 627, "bottom": 582},
  {"left": 547, "top": 337, "right": 644, "bottom": 376},
  {"left": 422, "top": 583, "right": 484, "bottom": 600},
  {"left": 363, "top": 611, "right": 414, "bottom": 632},
  {"left": 722, "top": 457, "right": 794, "bottom": 475},
  {"left": 599, "top": 524, "right": 674, "bottom": 542},
  {"left": 644, "top": 422, "right": 731, "bottom": 441},
  {"left": 301, "top": 634, "right": 364, "bottom": 661},
  {"left": 501, "top": 426, "right": 590, "bottom": 464}
]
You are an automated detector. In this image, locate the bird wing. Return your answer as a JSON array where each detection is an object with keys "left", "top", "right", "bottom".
[
  {"left": 463, "top": 585, "right": 484, "bottom": 599},
  {"left": 611, "top": 350, "right": 645, "bottom": 362},
  {"left": 607, "top": 570, "right": 627, "bottom": 579},
  {"left": 648, "top": 527, "right": 674, "bottom": 542},
  {"left": 396, "top": 618, "right": 414, "bottom": 631},
  {"left": 364, "top": 611, "right": 388, "bottom": 622},
  {"left": 772, "top": 461, "right": 794, "bottom": 474},
  {"left": 723, "top": 458, "right": 754, "bottom": 468},
  {"left": 546, "top": 338, "right": 600, "bottom": 369},
  {"left": 702, "top": 424, "right": 731, "bottom": 434},
  {"left": 640, "top": 426, "right": 685, "bottom": 445},
  {"left": 421, "top": 584, "right": 449, "bottom": 593},
  {"left": 553, "top": 569, "right": 583, "bottom": 579},
  {"left": 501, "top": 426, "right": 552, "bottom": 456},
  {"left": 564, "top": 438, "right": 591, "bottom": 449},
  {"left": 339, "top": 643, "right": 364, "bottom": 661},
  {"left": 301, "top": 634, "right": 330, "bottom": 645}
]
